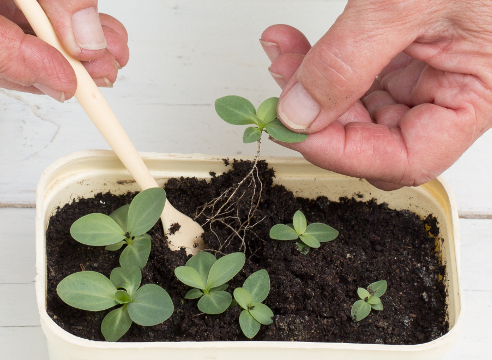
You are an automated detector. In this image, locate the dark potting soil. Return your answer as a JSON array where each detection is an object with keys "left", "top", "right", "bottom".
[{"left": 46, "top": 160, "right": 448, "bottom": 344}]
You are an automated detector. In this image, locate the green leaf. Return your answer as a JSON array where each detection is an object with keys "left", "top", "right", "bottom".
[
  {"left": 119, "top": 234, "right": 151, "bottom": 269},
  {"left": 215, "top": 95, "right": 258, "bottom": 126},
  {"left": 357, "top": 287, "right": 370, "bottom": 300},
  {"left": 109, "top": 204, "right": 130, "bottom": 233},
  {"left": 101, "top": 305, "right": 132, "bottom": 342},
  {"left": 296, "top": 241, "right": 310, "bottom": 255},
  {"left": 368, "top": 280, "right": 387, "bottom": 297},
  {"left": 292, "top": 210, "right": 307, "bottom": 234},
  {"left": 211, "top": 284, "right": 229, "bottom": 292},
  {"left": 127, "top": 284, "right": 174, "bottom": 326},
  {"left": 127, "top": 188, "right": 166, "bottom": 236},
  {"left": 175, "top": 266, "right": 205, "bottom": 289},
  {"left": 206, "top": 252, "right": 245, "bottom": 289},
  {"left": 115, "top": 290, "right": 132, "bottom": 304},
  {"left": 184, "top": 288, "right": 203, "bottom": 299},
  {"left": 57, "top": 271, "right": 117, "bottom": 311},
  {"left": 197, "top": 291, "right": 232, "bottom": 314},
  {"left": 371, "top": 302, "right": 384, "bottom": 311},
  {"left": 243, "top": 127, "right": 262, "bottom": 143},
  {"left": 249, "top": 303, "right": 274, "bottom": 325},
  {"left": 233, "top": 287, "right": 252, "bottom": 310},
  {"left": 299, "top": 234, "right": 320, "bottom": 248},
  {"left": 243, "top": 269, "right": 270, "bottom": 304},
  {"left": 351, "top": 299, "right": 372, "bottom": 322},
  {"left": 186, "top": 251, "right": 216, "bottom": 287},
  {"left": 110, "top": 265, "right": 142, "bottom": 296},
  {"left": 105, "top": 241, "right": 125, "bottom": 251},
  {"left": 269, "top": 224, "right": 299, "bottom": 241},
  {"left": 239, "top": 310, "right": 261, "bottom": 339},
  {"left": 256, "top": 97, "right": 278, "bottom": 125},
  {"left": 304, "top": 223, "right": 339, "bottom": 242},
  {"left": 368, "top": 296, "right": 381, "bottom": 305},
  {"left": 264, "top": 119, "right": 308, "bottom": 143},
  {"left": 70, "top": 213, "right": 126, "bottom": 246}
]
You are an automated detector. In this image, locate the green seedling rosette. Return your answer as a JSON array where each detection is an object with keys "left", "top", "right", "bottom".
[
  {"left": 233, "top": 269, "right": 273, "bottom": 339},
  {"left": 215, "top": 95, "right": 308, "bottom": 143},
  {"left": 70, "top": 187, "right": 166, "bottom": 268},
  {"left": 269, "top": 210, "right": 339, "bottom": 254},
  {"left": 351, "top": 280, "right": 387, "bottom": 322},
  {"left": 57, "top": 265, "right": 174, "bottom": 341},
  {"left": 174, "top": 251, "right": 246, "bottom": 314}
]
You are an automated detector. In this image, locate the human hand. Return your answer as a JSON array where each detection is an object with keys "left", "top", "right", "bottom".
[
  {"left": 261, "top": 0, "right": 492, "bottom": 190},
  {"left": 0, "top": 0, "right": 129, "bottom": 102}
]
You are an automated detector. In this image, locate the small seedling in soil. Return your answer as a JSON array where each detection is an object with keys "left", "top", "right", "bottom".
[
  {"left": 57, "top": 265, "right": 174, "bottom": 341},
  {"left": 215, "top": 95, "right": 308, "bottom": 143},
  {"left": 351, "top": 280, "right": 388, "bottom": 322},
  {"left": 233, "top": 269, "right": 273, "bottom": 339},
  {"left": 70, "top": 187, "right": 166, "bottom": 268},
  {"left": 174, "top": 251, "right": 246, "bottom": 314},
  {"left": 269, "top": 210, "right": 339, "bottom": 254}
]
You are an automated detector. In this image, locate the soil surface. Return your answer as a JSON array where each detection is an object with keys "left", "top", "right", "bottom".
[{"left": 46, "top": 160, "right": 448, "bottom": 344}]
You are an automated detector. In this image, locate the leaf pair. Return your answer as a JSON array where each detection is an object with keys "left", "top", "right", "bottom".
[
  {"left": 174, "top": 251, "right": 246, "bottom": 314},
  {"left": 269, "top": 210, "right": 339, "bottom": 254},
  {"left": 56, "top": 265, "right": 174, "bottom": 341},
  {"left": 70, "top": 187, "right": 166, "bottom": 268},
  {"left": 233, "top": 269, "right": 273, "bottom": 339},
  {"left": 215, "top": 95, "right": 308, "bottom": 143},
  {"left": 351, "top": 280, "right": 387, "bottom": 322}
]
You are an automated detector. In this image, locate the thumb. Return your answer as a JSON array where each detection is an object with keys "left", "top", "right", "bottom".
[{"left": 277, "top": 0, "right": 428, "bottom": 133}]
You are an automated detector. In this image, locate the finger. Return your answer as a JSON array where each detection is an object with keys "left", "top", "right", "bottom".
[
  {"left": 372, "top": 104, "right": 410, "bottom": 128},
  {"left": 362, "top": 90, "right": 397, "bottom": 118},
  {"left": 276, "top": 1, "right": 430, "bottom": 133},
  {"left": 81, "top": 49, "right": 118, "bottom": 86},
  {"left": 260, "top": 24, "right": 311, "bottom": 62},
  {"left": 269, "top": 53, "right": 304, "bottom": 89},
  {"left": 0, "top": 15, "right": 75, "bottom": 101},
  {"left": 275, "top": 103, "right": 472, "bottom": 188},
  {"left": 380, "top": 59, "right": 426, "bottom": 105},
  {"left": 102, "top": 25, "right": 129, "bottom": 68},
  {"left": 0, "top": 78, "right": 42, "bottom": 94}
]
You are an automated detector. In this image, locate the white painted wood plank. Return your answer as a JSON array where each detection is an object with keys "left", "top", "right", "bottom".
[
  {"left": 444, "top": 218, "right": 492, "bottom": 359},
  {"left": 0, "top": 0, "right": 346, "bottom": 205},
  {"left": 0, "top": 284, "right": 39, "bottom": 327},
  {"left": 0, "top": 209, "right": 36, "bottom": 284},
  {"left": 0, "top": 327, "right": 48, "bottom": 360}
]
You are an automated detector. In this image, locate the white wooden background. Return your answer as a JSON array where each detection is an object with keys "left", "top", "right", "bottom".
[{"left": 1, "top": 1, "right": 491, "bottom": 359}]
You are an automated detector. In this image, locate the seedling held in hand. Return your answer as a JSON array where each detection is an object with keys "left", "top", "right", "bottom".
[
  {"left": 233, "top": 269, "right": 273, "bottom": 339},
  {"left": 215, "top": 95, "right": 308, "bottom": 143},
  {"left": 70, "top": 187, "right": 166, "bottom": 268},
  {"left": 269, "top": 210, "right": 339, "bottom": 254},
  {"left": 57, "top": 265, "right": 174, "bottom": 341},
  {"left": 174, "top": 251, "right": 246, "bottom": 314},
  {"left": 351, "top": 280, "right": 387, "bottom": 322}
]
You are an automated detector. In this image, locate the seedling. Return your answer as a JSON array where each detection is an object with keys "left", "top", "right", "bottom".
[
  {"left": 269, "top": 210, "right": 339, "bottom": 254},
  {"left": 351, "top": 280, "right": 387, "bottom": 322},
  {"left": 233, "top": 269, "right": 273, "bottom": 339},
  {"left": 174, "top": 251, "right": 246, "bottom": 314},
  {"left": 57, "top": 265, "right": 174, "bottom": 341},
  {"left": 215, "top": 95, "right": 307, "bottom": 143},
  {"left": 70, "top": 187, "right": 166, "bottom": 268}
]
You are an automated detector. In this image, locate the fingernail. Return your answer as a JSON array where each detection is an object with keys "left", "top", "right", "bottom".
[
  {"left": 33, "top": 83, "right": 65, "bottom": 103},
  {"left": 72, "top": 7, "right": 107, "bottom": 50},
  {"left": 116, "top": 61, "right": 122, "bottom": 70},
  {"left": 93, "top": 77, "right": 113, "bottom": 88},
  {"left": 278, "top": 82, "right": 320, "bottom": 130},
  {"left": 260, "top": 39, "right": 281, "bottom": 62},
  {"left": 268, "top": 68, "right": 286, "bottom": 88}
]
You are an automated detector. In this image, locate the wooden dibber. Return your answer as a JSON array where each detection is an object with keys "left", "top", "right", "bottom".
[{"left": 16, "top": 0, "right": 203, "bottom": 254}]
